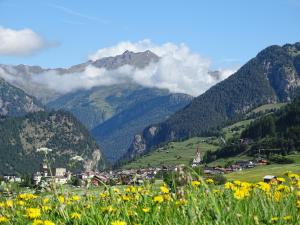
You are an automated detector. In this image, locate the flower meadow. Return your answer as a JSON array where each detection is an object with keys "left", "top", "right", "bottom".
[{"left": 1, "top": 172, "right": 300, "bottom": 225}]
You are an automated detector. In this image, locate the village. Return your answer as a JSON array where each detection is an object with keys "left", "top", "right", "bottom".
[{"left": 1, "top": 146, "right": 274, "bottom": 188}]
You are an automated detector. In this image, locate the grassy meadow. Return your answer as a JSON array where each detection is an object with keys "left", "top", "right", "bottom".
[
  {"left": 122, "top": 137, "right": 219, "bottom": 169},
  {"left": 1, "top": 171, "right": 300, "bottom": 224}
]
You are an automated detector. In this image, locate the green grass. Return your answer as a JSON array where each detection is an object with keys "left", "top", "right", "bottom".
[
  {"left": 122, "top": 137, "right": 219, "bottom": 169},
  {"left": 249, "top": 103, "right": 287, "bottom": 114},
  {"left": 226, "top": 164, "right": 300, "bottom": 183},
  {"left": 222, "top": 119, "right": 253, "bottom": 140}
]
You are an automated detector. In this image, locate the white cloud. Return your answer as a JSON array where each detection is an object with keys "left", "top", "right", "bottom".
[
  {"left": 0, "top": 27, "right": 48, "bottom": 56},
  {"left": 88, "top": 40, "right": 237, "bottom": 96},
  {"left": 0, "top": 40, "right": 238, "bottom": 97}
]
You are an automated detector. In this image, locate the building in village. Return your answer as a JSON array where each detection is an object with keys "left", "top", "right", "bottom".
[{"left": 192, "top": 146, "right": 202, "bottom": 167}]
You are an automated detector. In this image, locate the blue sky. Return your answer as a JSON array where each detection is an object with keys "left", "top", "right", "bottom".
[{"left": 0, "top": 0, "right": 299, "bottom": 69}]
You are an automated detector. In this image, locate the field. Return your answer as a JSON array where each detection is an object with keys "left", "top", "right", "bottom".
[
  {"left": 248, "top": 103, "right": 287, "bottom": 114},
  {"left": 226, "top": 154, "right": 300, "bottom": 182},
  {"left": 122, "top": 137, "right": 219, "bottom": 169},
  {"left": 1, "top": 171, "right": 300, "bottom": 224}
]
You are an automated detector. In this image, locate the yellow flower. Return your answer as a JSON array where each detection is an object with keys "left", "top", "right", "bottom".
[
  {"left": 163, "top": 194, "right": 172, "bottom": 201},
  {"left": 41, "top": 205, "right": 51, "bottom": 211},
  {"left": 206, "top": 179, "right": 214, "bottom": 184},
  {"left": 17, "top": 200, "right": 25, "bottom": 206},
  {"left": 234, "top": 188, "right": 249, "bottom": 200},
  {"left": 0, "top": 216, "right": 8, "bottom": 223},
  {"left": 191, "top": 180, "right": 201, "bottom": 187},
  {"left": 71, "top": 195, "right": 80, "bottom": 201},
  {"left": 113, "top": 188, "right": 120, "bottom": 193},
  {"left": 297, "top": 200, "right": 300, "bottom": 208},
  {"left": 288, "top": 173, "right": 299, "bottom": 179},
  {"left": 100, "top": 192, "right": 109, "bottom": 199},
  {"left": 102, "top": 205, "right": 116, "bottom": 213},
  {"left": 18, "top": 193, "right": 38, "bottom": 201},
  {"left": 42, "top": 198, "right": 49, "bottom": 204},
  {"left": 273, "top": 191, "right": 281, "bottom": 202},
  {"left": 275, "top": 184, "right": 290, "bottom": 193},
  {"left": 153, "top": 195, "right": 164, "bottom": 203},
  {"left": 276, "top": 177, "right": 285, "bottom": 183},
  {"left": 70, "top": 212, "right": 81, "bottom": 220},
  {"left": 57, "top": 196, "right": 64, "bottom": 204},
  {"left": 26, "top": 208, "right": 41, "bottom": 219},
  {"left": 121, "top": 195, "right": 130, "bottom": 201},
  {"left": 5, "top": 200, "right": 13, "bottom": 208},
  {"left": 111, "top": 221, "right": 127, "bottom": 225},
  {"left": 160, "top": 186, "right": 170, "bottom": 194},
  {"left": 283, "top": 215, "right": 291, "bottom": 221},
  {"left": 224, "top": 182, "right": 235, "bottom": 190},
  {"left": 256, "top": 182, "right": 271, "bottom": 192},
  {"left": 270, "top": 217, "right": 279, "bottom": 223},
  {"left": 142, "top": 207, "right": 150, "bottom": 213},
  {"left": 175, "top": 199, "right": 187, "bottom": 206},
  {"left": 32, "top": 219, "right": 44, "bottom": 225},
  {"left": 44, "top": 221, "right": 55, "bottom": 225}
]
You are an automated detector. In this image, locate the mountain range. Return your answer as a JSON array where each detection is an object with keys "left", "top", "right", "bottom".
[
  {"left": 121, "top": 42, "right": 300, "bottom": 163},
  {"left": 0, "top": 50, "right": 192, "bottom": 165}
]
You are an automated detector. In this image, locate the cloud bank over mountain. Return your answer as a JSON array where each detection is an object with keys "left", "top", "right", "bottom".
[
  {"left": 0, "top": 40, "right": 237, "bottom": 97},
  {"left": 0, "top": 27, "right": 51, "bottom": 56}
]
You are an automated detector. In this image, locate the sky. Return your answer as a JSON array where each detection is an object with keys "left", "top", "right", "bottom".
[{"left": 0, "top": 0, "right": 299, "bottom": 69}]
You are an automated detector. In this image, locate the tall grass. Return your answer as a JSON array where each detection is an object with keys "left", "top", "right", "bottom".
[{"left": 0, "top": 172, "right": 299, "bottom": 225}]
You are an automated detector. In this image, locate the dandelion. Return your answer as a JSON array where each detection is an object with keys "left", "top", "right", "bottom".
[
  {"left": 234, "top": 188, "right": 249, "bottom": 200},
  {"left": 70, "top": 212, "right": 81, "bottom": 220},
  {"left": 32, "top": 220, "right": 43, "bottom": 225},
  {"left": 0, "top": 216, "right": 8, "bottom": 223},
  {"left": 5, "top": 200, "right": 13, "bottom": 208},
  {"left": 206, "top": 179, "right": 214, "bottom": 184},
  {"left": 175, "top": 199, "right": 187, "bottom": 206},
  {"left": 160, "top": 186, "right": 169, "bottom": 194},
  {"left": 153, "top": 195, "right": 164, "bottom": 203},
  {"left": 26, "top": 208, "right": 41, "bottom": 219},
  {"left": 71, "top": 195, "right": 80, "bottom": 201},
  {"left": 111, "top": 221, "right": 127, "bottom": 225},
  {"left": 43, "top": 198, "right": 49, "bottom": 204},
  {"left": 142, "top": 207, "right": 150, "bottom": 213},
  {"left": 276, "top": 177, "right": 285, "bottom": 183},
  {"left": 283, "top": 215, "right": 292, "bottom": 221},
  {"left": 270, "top": 217, "right": 279, "bottom": 223},
  {"left": 191, "top": 180, "right": 201, "bottom": 187},
  {"left": 57, "top": 196, "right": 64, "bottom": 204}
]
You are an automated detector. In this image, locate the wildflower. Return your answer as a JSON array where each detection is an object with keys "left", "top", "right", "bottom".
[
  {"left": 43, "top": 198, "right": 49, "bottom": 204},
  {"left": 32, "top": 220, "right": 43, "bottom": 225},
  {"left": 160, "top": 186, "right": 169, "bottom": 194},
  {"left": 142, "top": 207, "right": 150, "bottom": 213},
  {"left": 26, "top": 208, "right": 41, "bottom": 219},
  {"left": 71, "top": 195, "right": 80, "bottom": 201},
  {"left": 276, "top": 177, "right": 285, "bottom": 183},
  {"left": 113, "top": 188, "right": 120, "bottom": 193},
  {"left": 17, "top": 200, "right": 25, "bottom": 206},
  {"left": 288, "top": 173, "right": 299, "bottom": 179},
  {"left": 224, "top": 182, "right": 235, "bottom": 190},
  {"left": 297, "top": 200, "right": 300, "bottom": 208},
  {"left": 121, "top": 195, "right": 130, "bottom": 201},
  {"left": 5, "top": 200, "right": 13, "bottom": 208},
  {"left": 102, "top": 206, "right": 116, "bottom": 213},
  {"left": 163, "top": 194, "right": 172, "bottom": 201},
  {"left": 270, "top": 217, "right": 279, "bottom": 223},
  {"left": 100, "top": 192, "right": 108, "bottom": 199},
  {"left": 41, "top": 205, "right": 51, "bottom": 211},
  {"left": 111, "top": 221, "right": 127, "bottom": 225},
  {"left": 44, "top": 221, "right": 55, "bottom": 225},
  {"left": 283, "top": 216, "right": 292, "bottom": 221},
  {"left": 273, "top": 191, "right": 281, "bottom": 202},
  {"left": 206, "top": 179, "right": 214, "bottom": 184},
  {"left": 0, "top": 216, "right": 8, "bottom": 223},
  {"left": 256, "top": 182, "right": 271, "bottom": 192},
  {"left": 191, "top": 180, "right": 201, "bottom": 187},
  {"left": 234, "top": 188, "right": 249, "bottom": 200},
  {"left": 275, "top": 185, "right": 290, "bottom": 193},
  {"left": 175, "top": 199, "right": 187, "bottom": 207},
  {"left": 70, "top": 212, "right": 81, "bottom": 220},
  {"left": 57, "top": 196, "right": 64, "bottom": 204},
  {"left": 153, "top": 195, "right": 164, "bottom": 203}
]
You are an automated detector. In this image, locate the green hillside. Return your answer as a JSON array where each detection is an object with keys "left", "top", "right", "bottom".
[
  {"left": 123, "top": 43, "right": 300, "bottom": 162},
  {"left": 0, "top": 111, "right": 106, "bottom": 175},
  {"left": 122, "top": 137, "right": 218, "bottom": 169}
]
